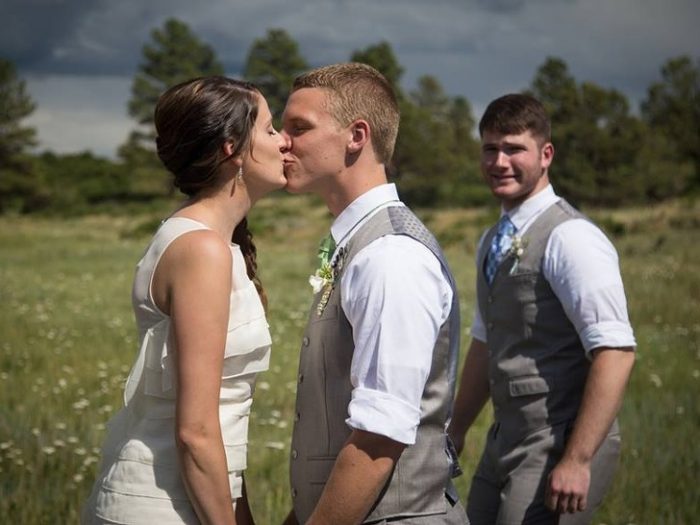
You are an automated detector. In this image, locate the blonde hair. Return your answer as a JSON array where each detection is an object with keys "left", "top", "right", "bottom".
[{"left": 292, "top": 62, "right": 399, "bottom": 164}]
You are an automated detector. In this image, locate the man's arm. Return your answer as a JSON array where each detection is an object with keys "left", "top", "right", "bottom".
[
  {"left": 545, "top": 347, "right": 635, "bottom": 514},
  {"left": 447, "top": 338, "right": 490, "bottom": 455},
  {"left": 306, "top": 430, "right": 406, "bottom": 525}
]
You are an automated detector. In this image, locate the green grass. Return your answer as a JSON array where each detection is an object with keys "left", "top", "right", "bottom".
[{"left": 1, "top": 195, "right": 698, "bottom": 524}]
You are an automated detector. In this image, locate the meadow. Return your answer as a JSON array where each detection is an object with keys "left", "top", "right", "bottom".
[{"left": 1, "top": 194, "right": 698, "bottom": 524}]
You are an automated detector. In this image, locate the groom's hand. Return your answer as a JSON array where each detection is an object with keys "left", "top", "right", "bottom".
[{"left": 447, "top": 425, "right": 466, "bottom": 457}]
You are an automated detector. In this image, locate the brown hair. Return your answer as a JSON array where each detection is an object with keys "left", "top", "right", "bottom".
[
  {"left": 232, "top": 217, "right": 267, "bottom": 309},
  {"left": 154, "top": 76, "right": 266, "bottom": 306},
  {"left": 292, "top": 62, "right": 400, "bottom": 164},
  {"left": 478, "top": 93, "right": 551, "bottom": 144}
]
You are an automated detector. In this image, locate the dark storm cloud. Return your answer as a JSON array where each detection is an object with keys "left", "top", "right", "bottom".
[
  {"left": 5, "top": 0, "right": 698, "bottom": 157},
  {"left": 0, "top": 0, "right": 539, "bottom": 77},
  {"left": 2, "top": 0, "right": 226, "bottom": 75},
  {"left": 2, "top": 0, "right": 99, "bottom": 70}
]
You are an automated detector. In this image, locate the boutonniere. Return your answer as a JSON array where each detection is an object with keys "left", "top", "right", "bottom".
[
  {"left": 309, "top": 233, "right": 346, "bottom": 315},
  {"left": 309, "top": 262, "right": 334, "bottom": 294},
  {"left": 507, "top": 234, "right": 527, "bottom": 275}
]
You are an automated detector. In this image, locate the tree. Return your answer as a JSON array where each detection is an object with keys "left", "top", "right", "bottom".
[
  {"left": 120, "top": 18, "right": 224, "bottom": 195},
  {"left": 349, "top": 41, "right": 483, "bottom": 207},
  {"left": 244, "top": 29, "right": 308, "bottom": 121},
  {"left": 642, "top": 55, "right": 700, "bottom": 185},
  {"left": 35, "top": 152, "right": 132, "bottom": 212},
  {"left": 0, "top": 58, "right": 35, "bottom": 160},
  {"left": 0, "top": 57, "right": 40, "bottom": 213},
  {"left": 448, "top": 96, "right": 476, "bottom": 150},
  {"left": 530, "top": 58, "right": 636, "bottom": 205},
  {"left": 128, "top": 18, "right": 224, "bottom": 129},
  {"left": 350, "top": 41, "right": 405, "bottom": 97},
  {"left": 529, "top": 56, "right": 693, "bottom": 205},
  {"left": 411, "top": 75, "right": 451, "bottom": 120},
  {"left": 446, "top": 96, "right": 484, "bottom": 204},
  {"left": 394, "top": 75, "right": 481, "bottom": 206},
  {"left": 530, "top": 57, "right": 580, "bottom": 125}
]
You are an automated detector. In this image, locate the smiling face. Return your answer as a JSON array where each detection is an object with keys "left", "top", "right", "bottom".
[
  {"left": 280, "top": 87, "right": 350, "bottom": 195},
  {"left": 240, "top": 94, "right": 289, "bottom": 200},
  {"left": 480, "top": 129, "right": 554, "bottom": 210}
]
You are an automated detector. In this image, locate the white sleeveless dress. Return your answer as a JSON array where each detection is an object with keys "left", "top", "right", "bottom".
[{"left": 82, "top": 217, "right": 272, "bottom": 524}]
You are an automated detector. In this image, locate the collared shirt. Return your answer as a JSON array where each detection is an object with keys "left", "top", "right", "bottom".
[
  {"left": 471, "top": 185, "right": 636, "bottom": 354},
  {"left": 330, "top": 183, "right": 453, "bottom": 445}
]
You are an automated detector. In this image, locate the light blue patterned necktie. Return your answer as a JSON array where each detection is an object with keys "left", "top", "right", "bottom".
[{"left": 485, "top": 215, "right": 516, "bottom": 284}]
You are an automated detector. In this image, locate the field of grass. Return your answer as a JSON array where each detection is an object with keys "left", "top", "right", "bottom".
[{"left": 1, "top": 194, "right": 698, "bottom": 524}]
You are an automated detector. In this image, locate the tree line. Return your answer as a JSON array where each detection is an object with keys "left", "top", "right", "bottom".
[{"left": 1, "top": 18, "right": 698, "bottom": 214}]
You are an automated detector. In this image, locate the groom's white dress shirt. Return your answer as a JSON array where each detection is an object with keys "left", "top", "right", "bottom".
[{"left": 329, "top": 183, "right": 453, "bottom": 445}]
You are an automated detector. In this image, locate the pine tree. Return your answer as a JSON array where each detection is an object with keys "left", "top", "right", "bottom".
[
  {"left": 243, "top": 29, "right": 308, "bottom": 122},
  {"left": 119, "top": 18, "right": 224, "bottom": 195}
]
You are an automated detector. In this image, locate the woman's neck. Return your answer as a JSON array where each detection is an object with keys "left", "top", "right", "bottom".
[{"left": 174, "top": 184, "right": 250, "bottom": 242}]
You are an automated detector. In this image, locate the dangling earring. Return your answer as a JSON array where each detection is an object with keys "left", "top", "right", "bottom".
[{"left": 236, "top": 166, "right": 244, "bottom": 183}]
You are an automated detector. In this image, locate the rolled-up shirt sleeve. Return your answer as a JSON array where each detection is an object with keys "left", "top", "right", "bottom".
[
  {"left": 341, "top": 235, "right": 452, "bottom": 445},
  {"left": 543, "top": 219, "right": 636, "bottom": 355}
]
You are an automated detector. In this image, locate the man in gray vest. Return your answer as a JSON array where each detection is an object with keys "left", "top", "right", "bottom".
[
  {"left": 280, "top": 62, "right": 467, "bottom": 524},
  {"left": 448, "top": 94, "right": 636, "bottom": 524}
]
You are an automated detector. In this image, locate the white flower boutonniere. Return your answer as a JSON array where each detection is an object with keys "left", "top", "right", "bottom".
[
  {"left": 507, "top": 234, "right": 528, "bottom": 275},
  {"left": 309, "top": 233, "right": 346, "bottom": 316},
  {"left": 309, "top": 262, "right": 335, "bottom": 294},
  {"left": 310, "top": 261, "right": 336, "bottom": 316}
]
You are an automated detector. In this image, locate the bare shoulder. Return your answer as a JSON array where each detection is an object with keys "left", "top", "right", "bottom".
[{"left": 163, "top": 229, "right": 233, "bottom": 275}]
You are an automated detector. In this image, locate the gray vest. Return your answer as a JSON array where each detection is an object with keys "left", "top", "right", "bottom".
[
  {"left": 290, "top": 206, "right": 461, "bottom": 524},
  {"left": 476, "top": 200, "right": 592, "bottom": 447}
]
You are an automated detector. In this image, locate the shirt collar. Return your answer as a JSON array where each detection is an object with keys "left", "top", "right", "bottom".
[
  {"left": 331, "top": 183, "right": 400, "bottom": 247},
  {"left": 504, "top": 185, "right": 560, "bottom": 232}
]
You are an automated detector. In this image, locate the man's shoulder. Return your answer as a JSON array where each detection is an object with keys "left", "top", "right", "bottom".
[
  {"left": 547, "top": 198, "right": 588, "bottom": 222},
  {"left": 351, "top": 205, "right": 440, "bottom": 252},
  {"left": 528, "top": 199, "right": 594, "bottom": 242},
  {"left": 352, "top": 234, "right": 441, "bottom": 272}
]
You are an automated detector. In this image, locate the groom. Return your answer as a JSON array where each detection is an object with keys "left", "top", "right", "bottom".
[{"left": 280, "top": 62, "right": 466, "bottom": 524}]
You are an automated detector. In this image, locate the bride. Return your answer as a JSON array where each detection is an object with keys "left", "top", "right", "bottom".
[{"left": 82, "top": 76, "right": 288, "bottom": 524}]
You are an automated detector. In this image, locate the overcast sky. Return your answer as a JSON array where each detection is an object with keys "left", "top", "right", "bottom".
[{"left": 3, "top": 0, "right": 698, "bottom": 158}]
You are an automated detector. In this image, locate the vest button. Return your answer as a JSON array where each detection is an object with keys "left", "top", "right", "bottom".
[
  {"left": 298, "top": 373, "right": 304, "bottom": 383},
  {"left": 487, "top": 322, "right": 494, "bottom": 330},
  {"left": 488, "top": 295, "right": 493, "bottom": 303},
  {"left": 292, "top": 488, "right": 297, "bottom": 498},
  {"left": 292, "top": 449, "right": 298, "bottom": 459},
  {"left": 302, "top": 336, "right": 310, "bottom": 346},
  {"left": 295, "top": 412, "right": 300, "bottom": 422}
]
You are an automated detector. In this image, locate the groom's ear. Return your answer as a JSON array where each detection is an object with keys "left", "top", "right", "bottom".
[{"left": 347, "top": 119, "right": 370, "bottom": 154}]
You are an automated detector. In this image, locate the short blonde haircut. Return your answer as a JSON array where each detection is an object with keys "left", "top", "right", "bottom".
[{"left": 292, "top": 62, "right": 400, "bottom": 165}]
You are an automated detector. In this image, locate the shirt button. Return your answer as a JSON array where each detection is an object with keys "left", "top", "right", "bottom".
[
  {"left": 302, "top": 336, "right": 310, "bottom": 346},
  {"left": 292, "top": 449, "right": 298, "bottom": 459}
]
